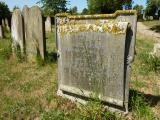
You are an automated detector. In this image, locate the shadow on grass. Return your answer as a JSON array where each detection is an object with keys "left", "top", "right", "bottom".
[
  {"left": 129, "top": 89, "right": 160, "bottom": 111},
  {"left": 150, "top": 25, "right": 160, "bottom": 33},
  {"left": 45, "top": 51, "right": 57, "bottom": 64}
]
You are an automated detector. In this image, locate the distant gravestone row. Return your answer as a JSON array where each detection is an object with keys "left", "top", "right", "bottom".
[
  {"left": 0, "top": 18, "right": 10, "bottom": 39},
  {"left": 0, "top": 25, "right": 4, "bottom": 39},
  {"left": 11, "top": 6, "right": 46, "bottom": 62},
  {"left": 56, "top": 10, "right": 137, "bottom": 112}
]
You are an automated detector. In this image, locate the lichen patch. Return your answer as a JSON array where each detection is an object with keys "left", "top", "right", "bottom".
[{"left": 57, "top": 22, "right": 128, "bottom": 35}]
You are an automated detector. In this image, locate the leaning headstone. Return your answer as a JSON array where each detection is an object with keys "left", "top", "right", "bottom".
[
  {"left": 11, "top": 9, "right": 25, "bottom": 55},
  {"left": 2, "top": 19, "right": 5, "bottom": 27},
  {"left": 23, "top": 6, "right": 45, "bottom": 61},
  {"left": 0, "top": 25, "right": 4, "bottom": 39},
  {"left": 56, "top": 10, "right": 137, "bottom": 112},
  {"left": 45, "top": 16, "right": 52, "bottom": 32},
  {"left": 5, "top": 18, "right": 10, "bottom": 31}
]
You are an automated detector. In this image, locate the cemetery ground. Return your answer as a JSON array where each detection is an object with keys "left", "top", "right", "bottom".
[
  {"left": 0, "top": 28, "right": 160, "bottom": 120},
  {"left": 143, "top": 20, "right": 160, "bottom": 33}
]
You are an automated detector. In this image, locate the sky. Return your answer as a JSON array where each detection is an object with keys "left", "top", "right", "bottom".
[{"left": 1, "top": 0, "right": 147, "bottom": 12}]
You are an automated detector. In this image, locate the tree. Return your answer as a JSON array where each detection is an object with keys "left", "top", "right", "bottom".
[
  {"left": 13, "top": 6, "right": 20, "bottom": 11},
  {"left": 69, "top": 6, "right": 78, "bottom": 15},
  {"left": 87, "top": 0, "right": 132, "bottom": 14},
  {"left": 81, "top": 8, "right": 88, "bottom": 15},
  {"left": 0, "top": 2, "right": 10, "bottom": 20},
  {"left": 146, "top": 0, "right": 160, "bottom": 16},
  {"left": 133, "top": 4, "right": 143, "bottom": 16},
  {"left": 37, "top": 0, "right": 68, "bottom": 15}
]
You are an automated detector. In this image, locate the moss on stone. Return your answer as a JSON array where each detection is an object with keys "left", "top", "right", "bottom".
[{"left": 55, "top": 10, "right": 137, "bottom": 19}]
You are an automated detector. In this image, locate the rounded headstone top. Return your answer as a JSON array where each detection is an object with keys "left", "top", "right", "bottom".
[
  {"left": 13, "top": 9, "right": 21, "bottom": 15},
  {"left": 22, "top": 5, "right": 29, "bottom": 12}
]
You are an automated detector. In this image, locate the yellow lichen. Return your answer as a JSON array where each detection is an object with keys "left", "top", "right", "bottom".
[
  {"left": 55, "top": 10, "right": 137, "bottom": 19},
  {"left": 57, "top": 22, "right": 128, "bottom": 36}
]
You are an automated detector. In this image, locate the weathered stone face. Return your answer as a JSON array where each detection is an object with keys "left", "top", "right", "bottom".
[
  {"left": 2, "top": 19, "right": 5, "bottom": 27},
  {"left": 56, "top": 10, "right": 137, "bottom": 112},
  {"left": 5, "top": 18, "right": 10, "bottom": 31},
  {"left": 45, "top": 16, "right": 52, "bottom": 32},
  {"left": 11, "top": 9, "right": 24, "bottom": 55},
  {"left": 0, "top": 25, "right": 4, "bottom": 39},
  {"left": 22, "top": 6, "right": 46, "bottom": 61}
]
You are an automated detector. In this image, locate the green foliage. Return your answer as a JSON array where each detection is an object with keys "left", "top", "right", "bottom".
[
  {"left": 146, "top": 0, "right": 160, "bottom": 16},
  {"left": 130, "top": 90, "right": 155, "bottom": 120},
  {"left": 41, "top": 100, "right": 119, "bottom": 120},
  {"left": 37, "top": 0, "right": 68, "bottom": 15},
  {"left": 0, "top": 34, "right": 12, "bottom": 61},
  {"left": 68, "top": 6, "right": 78, "bottom": 15},
  {"left": 42, "top": 110, "right": 67, "bottom": 120},
  {"left": 81, "top": 8, "right": 88, "bottom": 15},
  {"left": 78, "top": 100, "right": 118, "bottom": 120},
  {"left": 138, "top": 53, "right": 160, "bottom": 74},
  {"left": 13, "top": 6, "right": 20, "bottom": 11},
  {"left": 0, "top": 2, "right": 10, "bottom": 20},
  {"left": 87, "top": 0, "right": 132, "bottom": 14},
  {"left": 133, "top": 4, "right": 143, "bottom": 16}
]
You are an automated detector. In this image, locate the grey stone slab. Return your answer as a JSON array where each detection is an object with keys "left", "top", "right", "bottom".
[
  {"left": 2, "top": 19, "right": 5, "bottom": 27},
  {"left": 0, "top": 25, "right": 4, "bottom": 39},
  {"left": 22, "top": 6, "right": 46, "bottom": 62},
  {"left": 5, "top": 18, "right": 10, "bottom": 31},
  {"left": 45, "top": 16, "right": 52, "bottom": 32},
  {"left": 11, "top": 9, "right": 25, "bottom": 55},
  {"left": 56, "top": 10, "right": 137, "bottom": 112}
]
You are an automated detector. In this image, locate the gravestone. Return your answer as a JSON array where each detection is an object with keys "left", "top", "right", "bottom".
[
  {"left": 11, "top": 9, "right": 25, "bottom": 55},
  {"left": 149, "top": 16, "right": 153, "bottom": 20},
  {"left": 45, "top": 16, "right": 52, "bottom": 32},
  {"left": 143, "top": 10, "right": 146, "bottom": 20},
  {"left": 22, "top": 6, "right": 46, "bottom": 61},
  {"left": 56, "top": 10, "right": 137, "bottom": 112},
  {"left": 0, "top": 25, "right": 4, "bottom": 39},
  {"left": 5, "top": 18, "right": 10, "bottom": 31},
  {"left": 2, "top": 19, "right": 5, "bottom": 27}
]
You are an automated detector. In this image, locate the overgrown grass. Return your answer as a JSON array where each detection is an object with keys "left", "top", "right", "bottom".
[
  {"left": 143, "top": 20, "right": 160, "bottom": 28},
  {"left": 143, "top": 20, "right": 160, "bottom": 33},
  {"left": 0, "top": 30, "right": 159, "bottom": 119},
  {"left": 130, "top": 90, "right": 155, "bottom": 120}
]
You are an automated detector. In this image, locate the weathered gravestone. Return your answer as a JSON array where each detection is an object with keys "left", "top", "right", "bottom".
[
  {"left": 0, "top": 25, "right": 4, "bottom": 39},
  {"left": 56, "top": 10, "right": 137, "bottom": 112},
  {"left": 22, "top": 6, "right": 46, "bottom": 61},
  {"left": 45, "top": 16, "right": 52, "bottom": 32},
  {"left": 5, "top": 18, "right": 10, "bottom": 31},
  {"left": 2, "top": 19, "right": 5, "bottom": 28},
  {"left": 11, "top": 9, "right": 25, "bottom": 55}
]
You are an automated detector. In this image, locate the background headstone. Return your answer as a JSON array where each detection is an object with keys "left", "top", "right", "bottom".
[
  {"left": 0, "top": 25, "right": 4, "bottom": 39},
  {"left": 5, "top": 18, "right": 10, "bottom": 31},
  {"left": 45, "top": 16, "right": 52, "bottom": 32},
  {"left": 56, "top": 10, "right": 137, "bottom": 112},
  {"left": 23, "top": 6, "right": 46, "bottom": 61},
  {"left": 2, "top": 19, "right": 5, "bottom": 28},
  {"left": 11, "top": 9, "right": 25, "bottom": 55}
]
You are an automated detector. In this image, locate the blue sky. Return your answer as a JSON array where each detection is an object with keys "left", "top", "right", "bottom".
[{"left": 1, "top": 0, "right": 147, "bottom": 12}]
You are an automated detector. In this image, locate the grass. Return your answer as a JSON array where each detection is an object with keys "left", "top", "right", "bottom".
[
  {"left": 143, "top": 20, "right": 160, "bottom": 33},
  {"left": 0, "top": 30, "right": 159, "bottom": 119}
]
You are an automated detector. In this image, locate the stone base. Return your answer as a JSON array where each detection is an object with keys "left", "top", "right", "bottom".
[{"left": 57, "top": 89, "right": 128, "bottom": 114}]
